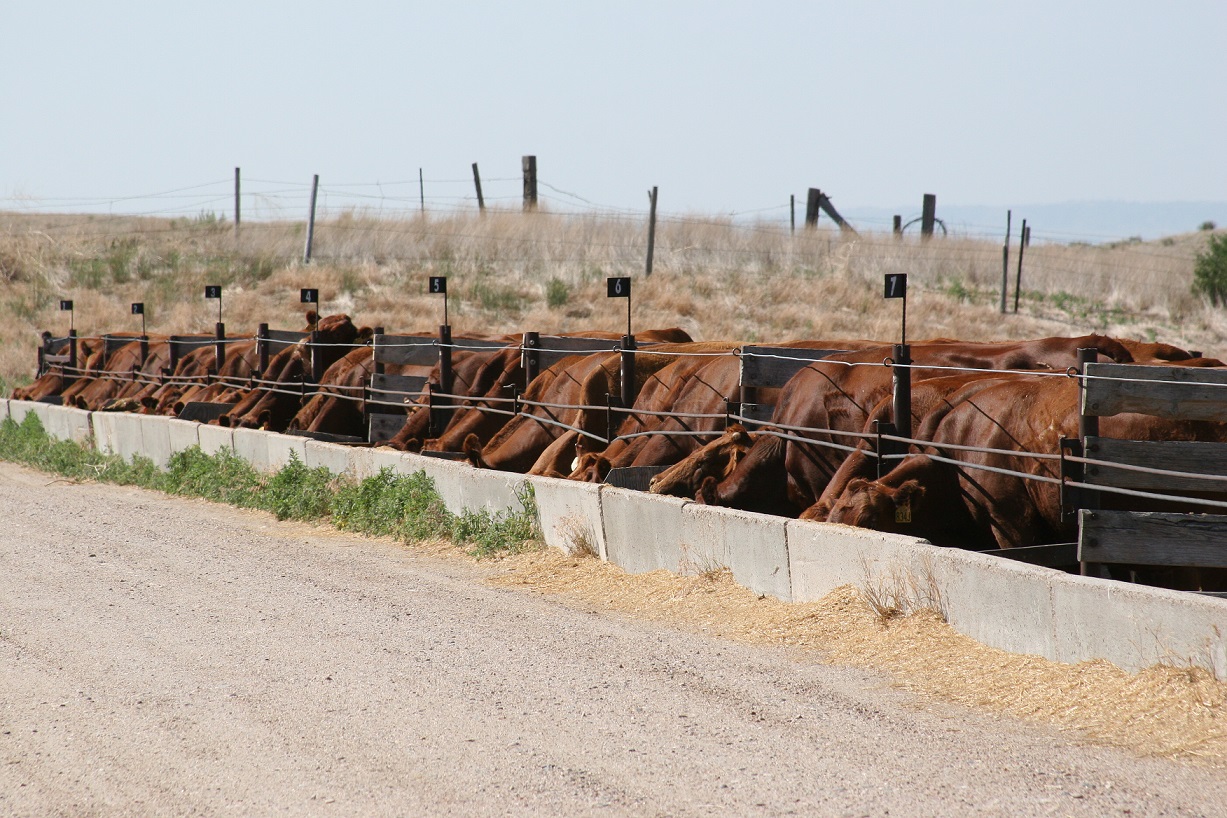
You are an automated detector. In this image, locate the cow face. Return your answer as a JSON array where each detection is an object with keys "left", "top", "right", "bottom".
[
  {"left": 648, "top": 425, "right": 752, "bottom": 497},
  {"left": 826, "top": 477, "right": 925, "bottom": 532}
]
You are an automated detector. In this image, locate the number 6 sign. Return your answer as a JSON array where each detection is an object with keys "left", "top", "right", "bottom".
[{"left": 607, "top": 277, "right": 630, "bottom": 298}]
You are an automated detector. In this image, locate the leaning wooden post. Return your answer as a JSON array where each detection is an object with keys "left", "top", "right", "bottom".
[
  {"left": 303, "top": 173, "right": 319, "bottom": 263},
  {"left": 620, "top": 334, "right": 637, "bottom": 410},
  {"left": 472, "top": 163, "right": 485, "bottom": 211},
  {"left": 1013, "top": 218, "right": 1028, "bottom": 313},
  {"left": 921, "top": 193, "right": 937, "bottom": 239},
  {"left": 893, "top": 215, "right": 902, "bottom": 237},
  {"left": 522, "top": 331, "right": 540, "bottom": 385},
  {"left": 522, "top": 155, "right": 538, "bottom": 211},
  {"left": 215, "top": 322, "right": 227, "bottom": 373},
  {"left": 892, "top": 344, "right": 912, "bottom": 440},
  {"left": 804, "top": 188, "right": 821, "bottom": 228},
  {"left": 645, "top": 186, "right": 658, "bottom": 277}
]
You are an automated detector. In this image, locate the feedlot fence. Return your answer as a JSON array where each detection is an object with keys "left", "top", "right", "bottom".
[{"left": 28, "top": 330, "right": 1227, "bottom": 589}]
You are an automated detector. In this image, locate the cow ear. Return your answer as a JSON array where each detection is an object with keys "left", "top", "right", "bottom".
[
  {"left": 356, "top": 326, "right": 374, "bottom": 343},
  {"left": 895, "top": 480, "right": 925, "bottom": 505},
  {"left": 306, "top": 309, "right": 319, "bottom": 325},
  {"left": 846, "top": 477, "right": 870, "bottom": 494}
]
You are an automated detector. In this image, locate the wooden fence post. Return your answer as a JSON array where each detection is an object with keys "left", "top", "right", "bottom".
[
  {"left": 804, "top": 188, "right": 821, "bottom": 228},
  {"left": 432, "top": 324, "right": 453, "bottom": 436},
  {"left": 1013, "top": 218, "right": 1027, "bottom": 313},
  {"left": 472, "top": 162, "right": 485, "bottom": 211},
  {"left": 303, "top": 174, "right": 319, "bottom": 263},
  {"left": 257, "top": 323, "right": 270, "bottom": 375},
  {"left": 215, "top": 322, "right": 226, "bottom": 373},
  {"left": 645, "top": 186, "right": 658, "bottom": 277},
  {"left": 620, "top": 334, "right": 637, "bottom": 410},
  {"left": 790, "top": 194, "right": 796, "bottom": 235},
  {"left": 419, "top": 168, "right": 425, "bottom": 213},
  {"left": 921, "top": 194, "right": 936, "bottom": 239},
  {"left": 234, "top": 167, "right": 241, "bottom": 243},
  {"left": 522, "top": 155, "right": 538, "bottom": 211},
  {"left": 522, "top": 331, "right": 540, "bottom": 385},
  {"left": 1001, "top": 210, "right": 1012, "bottom": 313},
  {"left": 67, "top": 329, "right": 78, "bottom": 380},
  {"left": 893, "top": 215, "right": 902, "bottom": 237},
  {"left": 892, "top": 343, "right": 912, "bottom": 440}
]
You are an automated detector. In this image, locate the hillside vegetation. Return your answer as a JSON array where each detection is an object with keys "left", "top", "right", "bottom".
[{"left": 2, "top": 208, "right": 1225, "bottom": 392}]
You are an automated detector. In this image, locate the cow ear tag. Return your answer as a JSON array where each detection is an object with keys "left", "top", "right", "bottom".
[{"left": 895, "top": 500, "right": 912, "bottom": 524}]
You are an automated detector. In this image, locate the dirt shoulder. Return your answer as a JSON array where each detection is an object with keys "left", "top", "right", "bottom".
[{"left": 1, "top": 461, "right": 1224, "bottom": 817}]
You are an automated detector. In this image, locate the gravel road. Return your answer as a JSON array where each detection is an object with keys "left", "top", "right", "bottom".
[{"left": 1, "top": 460, "right": 1224, "bottom": 817}]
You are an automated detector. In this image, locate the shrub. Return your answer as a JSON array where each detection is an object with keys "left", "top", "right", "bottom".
[
  {"left": 1200, "top": 221, "right": 1217, "bottom": 231},
  {"left": 1192, "top": 233, "right": 1227, "bottom": 306},
  {"left": 546, "top": 277, "right": 570, "bottom": 309}
]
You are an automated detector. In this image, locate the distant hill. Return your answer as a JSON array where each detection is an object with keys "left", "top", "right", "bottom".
[{"left": 839, "top": 201, "right": 1227, "bottom": 244}]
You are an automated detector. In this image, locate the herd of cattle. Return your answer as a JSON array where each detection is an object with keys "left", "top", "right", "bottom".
[{"left": 13, "top": 311, "right": 1227, "bottom": 575}]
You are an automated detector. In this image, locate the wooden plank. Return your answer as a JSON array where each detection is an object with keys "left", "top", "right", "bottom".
[
  {"left": 178, "top": 401, "right": 232, "bottom": 423},
  {"left": 740, "top": 346, "right": 847, "bottom": 389},
  {"left": 1078, "top": 509, "right": 1227, "bottom": 568},
  {"left": 369, "top": 373, "right": 429, "bottom": 402},
  {"left": 368, "top": 413, "right": 408, "bottom": 444},
  {"left": 978, "top": 542, "right": 1078, "bottom": 568},
  {"left": 604, "top": 465, "right": 669, "bottom": 491},
  {"left": 1083, "top": 437, "right": 1227, "bottom": 491},
  {"left": 373, "top": 334, "right": 438, "bottom": 367},
  {"left": 1083, "top": 363, "right": 1227, "bottom": 421},
  {"left": 266, "top": 329, "right": 309, "bottom": 354}
]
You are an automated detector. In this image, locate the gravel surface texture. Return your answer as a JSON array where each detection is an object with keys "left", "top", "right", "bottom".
[{"left": 1, "top": 461, "right": 1224, "bottom": 817}]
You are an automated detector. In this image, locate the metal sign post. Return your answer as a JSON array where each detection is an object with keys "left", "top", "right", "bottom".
[
  {"left": 883, "top": 274, "right": 911, "bottom": 440},
  {"left": 205, "top": 285, "right": 222, "bottom": 324},
  {"left": 607, "top": 276, "right": 631, "bottom": 338},
  {"left": 131, "top": 302, "right": 146, "bottom": 336},
  {"left": 60, "top": 299, "right": 74, "bottom": 332},
  {"left": 430, "top": 276, "right": 448, "bottom": 326}
]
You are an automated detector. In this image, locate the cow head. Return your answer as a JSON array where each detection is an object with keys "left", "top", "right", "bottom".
[
  {"left": 569, "top": 452, "right": 611, "bottom": 483},
  {"left": 826, "top": 477, "right": 925, "bottom": 532},
  {"left": 648, "top": 425, "right": 753, "bottom": 497}
]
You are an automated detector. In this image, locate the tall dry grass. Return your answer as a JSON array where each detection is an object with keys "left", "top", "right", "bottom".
[{"left": 2, "top": 206, "right": 1224, "bottom": 391}]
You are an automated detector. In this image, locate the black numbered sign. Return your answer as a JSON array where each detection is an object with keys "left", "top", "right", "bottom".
[
  {"left": 607, "top": 277, "right": 631, "bottom": 298},
  {"left": 884, "top": 273, "right": 907, "bottom": 299},
  {"left": 60, "top": 299, "right": 73, "bottom": 311},
  {"left": 204, "top": 285, "right": 222, "bottom": 299},
  {"left": 131, "top": 302, "right": 144, "bottom": 315},
  {"left": 429, "top": 276, "right": 447, "bottom": 295},
  {"left": 300, "top": 288, "right": 319, "bottom": 304}
]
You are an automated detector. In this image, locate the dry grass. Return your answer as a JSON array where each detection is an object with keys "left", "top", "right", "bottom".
[
  {"left": 483, "top": 545, "right": 1227, "bottom": 766},
  {"left": 2, "top": 207, "right": 1225, "bottom": 392}
]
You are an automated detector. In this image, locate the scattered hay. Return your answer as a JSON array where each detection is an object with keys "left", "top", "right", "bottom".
[{"left": 484, "top": 546, "right": 1227, "bottom": 766}]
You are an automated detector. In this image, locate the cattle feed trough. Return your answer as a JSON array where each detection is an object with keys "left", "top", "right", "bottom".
[{"left": 16, "top": 324, "right": 1227, "bottom": 593}]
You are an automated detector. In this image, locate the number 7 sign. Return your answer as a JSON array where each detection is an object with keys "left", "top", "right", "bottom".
[{"left": 884, "top": 273, "right": 907, "bottom": 299}]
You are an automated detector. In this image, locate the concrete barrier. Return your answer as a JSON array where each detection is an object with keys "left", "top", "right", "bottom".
[
  {"left": 1050, "top": 573, "right": 1227, "bottom": 676},
  {"left": 304, "top": 439, "right": 353, "bottom": 476},
  {"left": 16, "top": 402, "right": 94, "bottom": 445},
  {"left": 139, "top": 414, "right": 175, "bottom": 468},
  {"left": 601, "top": 488, "right": 689, "bottom": 575},
  {"left": 231, "top": 427, "right": 270, "bottom": 472},
  {"left": 90, "top": 411, "right": 146, "bottom": 462},
  {"left": 682, "top": 504, "right": 792, "bottom": 602},
  {"left": 0, "top": 398, "right": 9, "bottom": 422},
  {"left": 265, "top": 432, "right": 308, "bottom": 472},
  {"left": 166, "top": 418, "right": 202, "bottom": 456},
  {"left": 197, "top": 423, "right": 234, "bottom": 456},
  {"left": 527, "top": 475, "right": 607, "bottom": 559}
]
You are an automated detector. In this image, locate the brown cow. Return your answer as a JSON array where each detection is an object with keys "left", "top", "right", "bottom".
[
  {"left": 697, "top": 335, "right": 1135, "bottom": 516},
  {"left": 218, "top": 313, "right": 362, "bottom": 431},
  {"left": 11, "top": 335, "right": 107, "bottom": 402},
  {"left": 824, "top": 376, "right": 1227, "bottom": 559},
  {"left": 466, "top": 342, "right": 722, "bottom": 473}
]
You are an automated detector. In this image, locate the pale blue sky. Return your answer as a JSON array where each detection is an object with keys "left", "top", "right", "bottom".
[{"left": 3, "top": 2, "right": 1225, "bottom": 235}]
